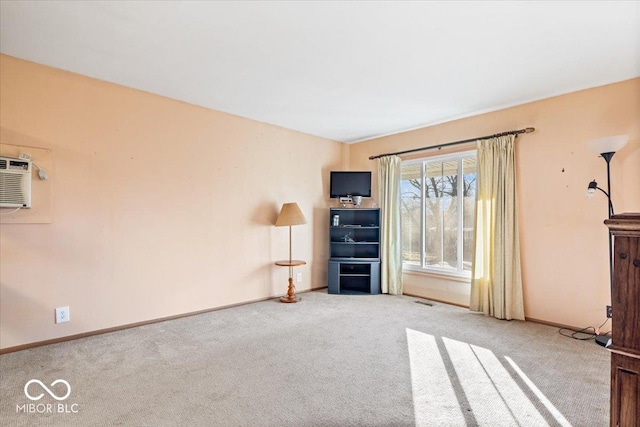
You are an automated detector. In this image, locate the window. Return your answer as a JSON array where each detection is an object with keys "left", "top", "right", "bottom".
[{"left": 400, "top": 151, "right": 476, "bottom": 276}]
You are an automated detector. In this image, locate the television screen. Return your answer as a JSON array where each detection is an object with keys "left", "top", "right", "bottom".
[{"left": 330, "top": 171, "right": 372, "bottom": 198}]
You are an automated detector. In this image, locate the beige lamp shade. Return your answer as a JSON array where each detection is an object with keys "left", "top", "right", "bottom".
[
  {"left": 586, "top": 135, "right": 629, "bottom": 154},
  {"left": 275, "top": 203, "right": 307, "bottom": 226}
]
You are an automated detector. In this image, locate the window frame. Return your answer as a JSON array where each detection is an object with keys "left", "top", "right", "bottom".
[{"left": 401, "top": 149, "right": 477, "bottom": 279}]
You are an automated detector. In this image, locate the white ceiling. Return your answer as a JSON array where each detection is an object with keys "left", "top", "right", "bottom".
[{"left": 1, "top": 1, "right": 639, "bottom": 143}]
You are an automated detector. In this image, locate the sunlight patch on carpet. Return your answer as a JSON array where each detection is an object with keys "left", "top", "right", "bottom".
[
  {"left": 406, "top": 328, "right": 466, "bottom": 426},
  {"left": 443, "top": 336, "right": 547, "bottom": 426},
  {"left": 407, "top": 328, "right": 571, "bottom": 427},
  {"left": 504, "top": 356, "right": 572, "bottom": 427}
]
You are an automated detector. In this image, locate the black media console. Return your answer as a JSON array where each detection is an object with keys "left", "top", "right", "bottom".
[{"left": 328, "top": 208, "right": 381, "bottom": 294}]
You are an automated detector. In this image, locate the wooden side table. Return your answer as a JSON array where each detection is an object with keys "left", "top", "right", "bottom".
[{"left": 275, "top": 260, "right": 306, "bottom": 303}]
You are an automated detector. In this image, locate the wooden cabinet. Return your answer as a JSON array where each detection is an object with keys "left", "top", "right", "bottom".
[
  {"left": 605, "top": 213, "right": 640, "bottom": 427},
  {"left": 328, "top": 208, "right": 381, "bottom": 294}
]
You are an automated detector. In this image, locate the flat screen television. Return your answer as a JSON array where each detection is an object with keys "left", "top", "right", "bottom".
[{"left": 330, "top": 171, "right": 372, "bottom": 198}]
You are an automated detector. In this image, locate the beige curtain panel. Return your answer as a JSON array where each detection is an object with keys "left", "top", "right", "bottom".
[
  {"left": 470, "top": 134, "right": 525, "bottom": 320},
  {"left": 378, "top": 155, "right": 403, "bottom": 295}
]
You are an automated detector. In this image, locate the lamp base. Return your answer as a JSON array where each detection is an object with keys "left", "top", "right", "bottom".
[
  {"left": 280, "top": 295, "right": 301, "bottom": 303},
  {"left": 280, "top": 277, "right": 300, "bottom": 303},
  {"left": 595, "top": 334, "right": 612, "bottom": 348}
]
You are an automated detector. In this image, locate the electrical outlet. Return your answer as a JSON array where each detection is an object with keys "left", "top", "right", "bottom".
[
  {"left": 55, "top": 306, "right": 70, "bottom": 324},
  {"left": 296, "top": 272, "right": 302, "bottom": 283},
  {"left": 606, "top": 305, "right": 612, "bottom": 318}
]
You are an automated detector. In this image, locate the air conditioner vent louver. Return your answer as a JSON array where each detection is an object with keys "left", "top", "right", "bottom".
[
  {"left": 0, "top": 174, "right": 25, "bottom": 205},
  {"left": 0, "top": 156, "right": 32, "bottom": 208}
]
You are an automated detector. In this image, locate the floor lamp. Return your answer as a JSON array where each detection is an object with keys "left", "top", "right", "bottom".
[
  {"left": 275, "top": 202, "right": 307, "bottom": 303},
  {"left": 586, "top": 135, "right": 628, "bottom": 330}
]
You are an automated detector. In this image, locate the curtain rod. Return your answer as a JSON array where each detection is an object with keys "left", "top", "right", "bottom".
[{"left": 368, "top": 127, "right": 535, "bottom": 160}]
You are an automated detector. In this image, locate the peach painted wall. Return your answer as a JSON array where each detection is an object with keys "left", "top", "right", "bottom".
[
  {"left": 349, "top": 78, "right": 640, "bottom": 329},
  {"left": 0, "top": 55, "right": 344, "bottom": 350}
]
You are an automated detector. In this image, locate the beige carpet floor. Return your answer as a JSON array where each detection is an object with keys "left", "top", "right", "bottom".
[{"left": 0, "top": 290, "right": 610, "bottom": 426}]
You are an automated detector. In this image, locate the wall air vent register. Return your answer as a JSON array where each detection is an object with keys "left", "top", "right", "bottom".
[{"left": 0, "top": 156, "right": 32, "bottom": 208}]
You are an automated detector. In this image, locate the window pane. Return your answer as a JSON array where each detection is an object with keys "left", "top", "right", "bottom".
[
  {"left": 462, "top": 157, "right": 476, "bottom": 271},
  {"left": 424, "top": 196, "right": 440, "bottom": 268},
  {"left": 442, "top": 173, "right": 457, "bottom": 270},
  {"left": 423, "top": 163, "right": 440, "bottom": 268},
  {"left": 424, "top": 162, "right": 455, "bottom": 271},
  {"left": 401, "top": 164, "right": 421, "bottom": 266}
]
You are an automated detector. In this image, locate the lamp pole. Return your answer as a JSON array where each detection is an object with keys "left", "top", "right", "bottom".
[
  {"left": 288, "top": 225, "right": 293, "bottom": 277},
  {"left": 586, "top": 135, "right": 628, "bottom": 330},
  {"left": 601, "top": 152, "right": 615, "bottom": 302},
  {"left": 601, "top": 152, "right": 615, "bottom": 218}
]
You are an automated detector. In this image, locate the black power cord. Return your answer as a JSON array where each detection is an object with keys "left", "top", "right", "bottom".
[{"left": 558, "top": 318, "right": 610, "bottom": 341}]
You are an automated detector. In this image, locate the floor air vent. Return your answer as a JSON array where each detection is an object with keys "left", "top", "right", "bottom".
[{"left": 415, "top": 300, "right": 434, "bottom": 306}]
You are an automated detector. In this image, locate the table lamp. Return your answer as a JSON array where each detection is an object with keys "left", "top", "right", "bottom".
[{"left": 275, "top": 202, "right": 307, "bottom": 302}]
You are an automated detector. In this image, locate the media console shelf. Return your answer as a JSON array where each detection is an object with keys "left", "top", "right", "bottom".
[{"left": 328, "top": 208, "right": 381, "bottom": 295}]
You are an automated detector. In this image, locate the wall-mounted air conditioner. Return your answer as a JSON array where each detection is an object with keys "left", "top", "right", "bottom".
[{"left": 0, "top": 156, "right": 32, "bottom": 208}]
